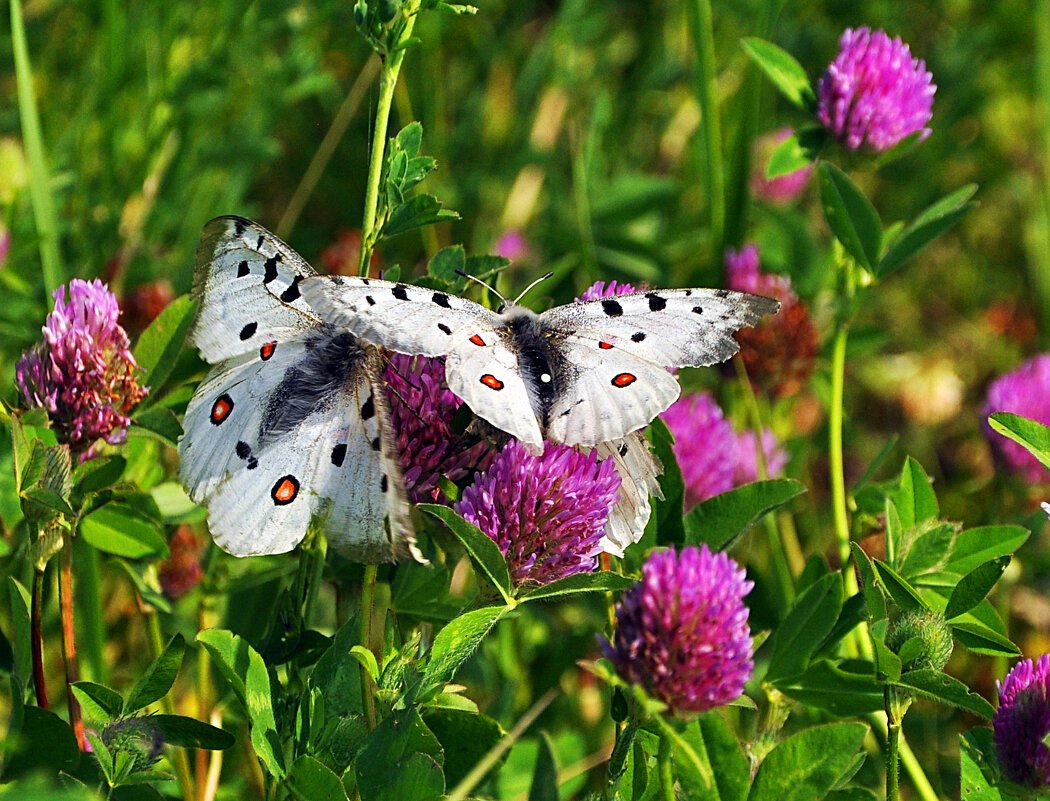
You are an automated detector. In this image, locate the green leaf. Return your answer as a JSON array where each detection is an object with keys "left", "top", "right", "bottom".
[
  {"left": 826, "top": 790, "right": 878, "bottom": 801},
  {"left": 895, "top": 457, "right": 938, "bottom": 530},
  {"left": 766, "top": 125, "right": 827, "bottom": 179},
  {"left": 196, "top": 629, "right": 284, "bottom": 776},
  {"left": 150, "top": 714, "right": 236, "bottom": 750},
  {"left": 427, "top": 245, "right": 466, "bottom": 284},
  {"left": 898, "top": 523, "right": 956, "bottom": 580},
  {"left": 395, "top": 121, "right": 423, "bottom": 158},
  {"left": 1, "top": 706, "right": 81, "bottom": 781},
  {"left": 286, "top": 755, "right": 350, "bottom": 801},
  {"left": 765, "top": 574, "right": 843, "bottom": 683},
  {"left": 877, "top": 185, "right": 978, "bottom": 277},
  {"left": 422, "top": 708, "right": 503, "bottom": 789},
  {"left": 818, "top": 162, "right": 882, "bottom": 271},
  {"left": 383, "top": 194, "right": 460, "bottom": 239},
  {"left": 871, "top": 637, "right": 903, "bottom": 683},
  {"left": 355, "top": 708, "right": 444, "bottom": 801},
  {"left": 944, "top": 558, "right": 1010, "bottom": 620},
  {"left": 133, "top": 295, "right": 198, "bottom": 400},
  {"left": 79, "top": 504, "right": 168, "bottom": 559},
  {"left": 684, "top": 479, "right": 806, "bottom": 551},
  {"left": 7, "top": 577, "right": 31, "bottom": 682},
  {"left": 125, "top": 633, "right": 185, "bottom": 712},
  {"left": 529, "top": 731, "right": 559, "bottom": 801},
  {"left": 959, "top": 730, "right": 1004, "bottom": 800},
  {"left": 130, "top": 406, "right": 183, "bottom": 449},
  {"left": 775, "top": 660, "right": 884, "bottom": 717},
  {"left": 893, "top": 669, "right": 994, "bottom": 719},
  {"left": 740, "top": 38, "right": 816, "bottom": 111},
  {"left": 75, "top": 455, "right": 126, "bottom": 495},
  {"left": 988, "top": 412, "right": 1050, "bottom": 472},
  {"left": 653, "top": 718, "right": 714, "bottom": 796},
  {"left": 747, "top": 723, "right": 868, "bottom": 801},
  {"left": 951, "top": 621, "right": 1021, "bottom": 657},
  {"left": 520, "top": 571, "right": 633, "bottom": 603},
  {"left": 422, "top": 606, "right": 509, "bottom": 694},
  {"left": 872, "top": 560, "right": 928, "bottom": 612},
  {"left": 947, "top": 525, "right": 1029, "bottom": 575},
  {"left": 850, "top": 544, "right": 886, "bottom": 624},
  {"left": 419, "top": 504, "right": 512, "bottom": 601},
  {"left": 71, "top": 681, "right": 124, "bottom": 722},
  {"left": 649, "top": 418, "right": 685, "bottom": 547},
  {"left": 309, "top": 614, "right": 363, "bottom": 719},
  {"left": 685, "top": 713, "right": 750, "bottom": 801}
]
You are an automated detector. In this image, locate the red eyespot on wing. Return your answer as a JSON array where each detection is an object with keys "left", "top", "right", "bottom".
[
  {"left": 611, "top": 373, "right": 637, "bottom": 388},
  {"left": 271, "top": 475, "right": 300, "bottom": 506},
  {"left": 210, "top": 394, "right": 234, "bottom": 424},
  {"left": 260, "top": 341, "right": 276, "bottom": 360},
  {"left": 480, "top": 374, "right": 504, "bottom": 391},
  {"left": 598, "top": 341, "right": 614, "bottom": 350},
  {"left": 469, "top": 334, "right": 486, "bottom": 347}
]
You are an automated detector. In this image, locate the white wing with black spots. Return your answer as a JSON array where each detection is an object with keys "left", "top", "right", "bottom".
[{"left": 593, "top": 433, "right": 664, "bottom": 557}]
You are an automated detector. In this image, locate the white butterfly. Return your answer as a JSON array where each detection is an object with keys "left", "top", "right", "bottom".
[
  {"left": 299, "top": 274, "right": 780, "bottom": 453},
  {"left": 178, "top": 216, "right": 419, "bottom": 563}
]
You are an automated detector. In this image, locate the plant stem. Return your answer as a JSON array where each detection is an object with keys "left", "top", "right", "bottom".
[
  {"left": 10, "top": 0, "right": 64, "bottom": 296},
  {"left": 146, "top": 612, "right": 195, "bottom": 801},
  {"left": 31, "top": 566, "right": 49, "bottom": 708},
  {"left": 59, "top": 536, "right": 86, "bottom": 749},
  {"left": 684, "top": 0, "right": 725, "bottom": 262},
  {"left": 829, "top": 323, "right": 852, "bottom": 574},
  {"left": 657, "top": 732, "right": 675, "bottom": 801},
  {"left": 886, "top": 715, "right": 901, "bottom": 801},
  {"left": 359, "top": 1, "right": 422, "bottom": 276},
  {"left": 869, "top": 712, "right": 937, "bottom": 801},
  {"left": 360, "top": 564, "right": 379, "bottom": 730}
]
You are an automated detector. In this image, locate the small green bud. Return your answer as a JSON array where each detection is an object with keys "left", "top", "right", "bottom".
[
  {"left": 885, "top": 609, "right": 954, "bottom": 672},
  {"left": 379, "top": 0, "right": 399, "bottom": 23}
]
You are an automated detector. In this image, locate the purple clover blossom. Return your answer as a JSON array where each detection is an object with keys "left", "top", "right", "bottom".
[
  {"left": 454, "top": 440, "right": 621, "bottom": 588},
  {"left": 602, "top": 545, "right": 754, "bottom": 713},
  {"left": 983, "top": 355, "right": 1050, "bottom": 483},
  {"left": 576, "top": 280, "right": 640, "bottom": 303},
  {"left": 659, "top": 394, "right": 737, "bottom": 510},
  {"left": 994, "top": 655, "right": 1050, "bottom": 788},
  {"left": 385, "top": 353, "right": 494, "bottom": 503},
  {"left": 725, "top": 244, "right": 795, "bottom": 304},
  {"left": 494, "top": 230, "right": 530, "bottom": 262},
  {"left": 733, "top": 429, "right": 789, "bottom": 485},
  {"left": 16, "top": 279, "right": 147, "bottom": 459},
  {"left": 817, "top": 27, "right": 936, "bottom": 152}
]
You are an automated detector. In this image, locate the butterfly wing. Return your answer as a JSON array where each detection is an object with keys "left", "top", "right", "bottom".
[
  {"left": 179, "top": 217, "right": 417, "bottom": 562},
  {"left": 540, "top": 289, "right": 779, "bottom": 445},
  {"left": 302, "top": 276, "right": 545, "bottom": 451},
  {"left": 592, "top": 433, "right": 664, "bottom": 557}
]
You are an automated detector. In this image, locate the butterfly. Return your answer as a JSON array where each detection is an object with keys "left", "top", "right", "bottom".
[
  {"left": 299, "top": 273, "right": 780, "bottom": 454},
  {"left": 178, "top": 216, "right": 420, "bottom": 563}
]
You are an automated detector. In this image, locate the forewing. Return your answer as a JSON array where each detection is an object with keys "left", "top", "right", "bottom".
[
  {"left": 193, "top": 216, "right": 320, "bottom": 363},
  {"left": 445, "top": 333, "right": 544, "bottom": 453},
  {"left": 300, "top": 275, "right": 502, "bottom": 357},
  {"left": 592, "top": 433, "right": 664, "bottom": 557},
  {"left": 544, "top": 344, "right": 681, "bottom": 446},
  {"left": 541, "top": 289, "right": 780, "bottom": 369}
]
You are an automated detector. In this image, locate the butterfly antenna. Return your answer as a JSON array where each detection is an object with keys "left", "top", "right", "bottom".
[
  {"left": 512, "top": 271, "right": 554, "bottom": 305},
  {"left": 455, "top": 269, "right": 507, "bottom": 305}
]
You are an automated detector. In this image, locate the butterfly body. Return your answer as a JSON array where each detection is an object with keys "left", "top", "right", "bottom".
[
  {"left": 179, "top": 217, "right": 417, "bottom": 563},
  {"left": 301, "top": 276, "right": 780, "bottom": 453}
]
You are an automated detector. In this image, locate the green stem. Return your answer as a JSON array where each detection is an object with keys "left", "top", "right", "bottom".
[
  {"left": 359, "top": 1, "right": 422, "bottom": 276},
  {"left": 868, "top": 712, "right": 937, "bottom": 801},
  {"left": 360, "top": 564, "right": 379, "bottom": 730},
  {"left": 684, "top": 0, "right": 725, "bottom": 262},
  {"left": 829, "top": 323, "right": 851, "bottom": 573},
  {"left": 146, "top": 613, "right": 195, "bottom": 801},
  {"left": 31, "top": 566, "right": 49, "bottom": 708},
  {"left": 885, "top": 689, "right": 901, "bottom": 801},
  {"left": 10, "top": 0, "right": 63, "bottom": 296},
  {"left": 657, "top": 732, "right": 675, "bottom": 801}
]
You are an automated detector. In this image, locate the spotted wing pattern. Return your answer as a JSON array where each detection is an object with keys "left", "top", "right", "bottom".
[{"left": 179, "top": 217, "right": 417, "bottom": 562}]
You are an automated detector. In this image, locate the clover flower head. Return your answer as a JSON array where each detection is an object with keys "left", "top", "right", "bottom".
[
  {"left": 602, "top": 545, "right": 754, "bottom": 712},
  {"left": 16, "top": 279, "right": 147, "bottom": 459},
  {"left": 455, "top": 440, "right": 620, "bottom": 588},
  {"left": 817, "top": 27, "right": 936, "bottom": 152},
  {"left": 983, "top": 355, "right": 1050, "bottom": 483},
  {"left": 158, "top": 526, "right": 204, "bottom": 600},
  {"left": 659, "top": 393, "right": 736, "bottom": 510},
  {"left": 994, "top": 654, "right": 1050, "bottom": 788},
  {"left": 385, "top": 353, "right": 494, "bottom": 503},
  {"left": 494, "top": 230, "right": 530, "bottom": 263},
  {"left": 733, "top": 429, "right": 789, "bottom": 485}
]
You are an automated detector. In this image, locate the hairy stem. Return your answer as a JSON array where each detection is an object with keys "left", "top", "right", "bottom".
[
  {"left": 31, "top": 566, "right": 49, "bottom": 708},
  {"left": 59, "top": 536, "right": 86, "bottom": 749}
]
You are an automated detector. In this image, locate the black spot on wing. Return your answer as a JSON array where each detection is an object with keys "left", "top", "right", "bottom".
[
  {"left": 371, "top": 437, "right": 381, "bottom": 451},
  {"left": 280, "top": 276, "right": 302, "bottom": 303},
  {"left": 631, "top": 332, "right": 646, "bottom": 342},
  {"left": 331, "top": 443, "right": 347, "bottom": 467},
  {"left": 392, "top": 284, "right": 409, "bottom": 301},
  {"left": 237, "top": 260, "right": 250, "bottom": 278},
  {"left": 715, "top": 289, "right": 729, "bottom": 298},
  {"left": 263, "top": 254, "right": 281, "bottom": 283},
  {"left": 685, "top": 289, "right": 693, "bottom": 296},
  {"left": 361, "top": 395, "right": 375, "bottom": 420},
  {"left": 380, "top": 474, "right": 389, "bottom": 493},
  {"left": 646, "top": 293, "right": 667, "bottom": 312},
  {"left": 366, "top": 296, "right": 376, "bottom": 306},
  {"left": 692, "top": 306, "right": 704, "bottom": 315},
  {"left": 618, "top": 443, "right": 629, "bottom": 457},
  {"left": 235, "top": 441, "right": 251, "bottom": 459},
  {"left": 601, "top": 299, "right": 624, "bottom": 317},
  {"left": 432, "top": 292, "right": 451, "bottom": 308},
  {"left": 240, "top": 322, "right": 257, "bottom": 341},
  {"left": 256, "top": 235, "right": 265, "bottom": 249},
  {"left": 234, "top": 219, "right": 247, "bottom": 237},
  {"left": 438, "top": 323, "right": 452, "bottom": 335}
]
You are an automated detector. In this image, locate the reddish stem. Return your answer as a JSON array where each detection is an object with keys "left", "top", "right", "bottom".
[
  {"left": 59, "top": 537, "right": 86, "bottom": 750},
  {"left": 31, "top": 567, "right": 49, "bottom": 708}
]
